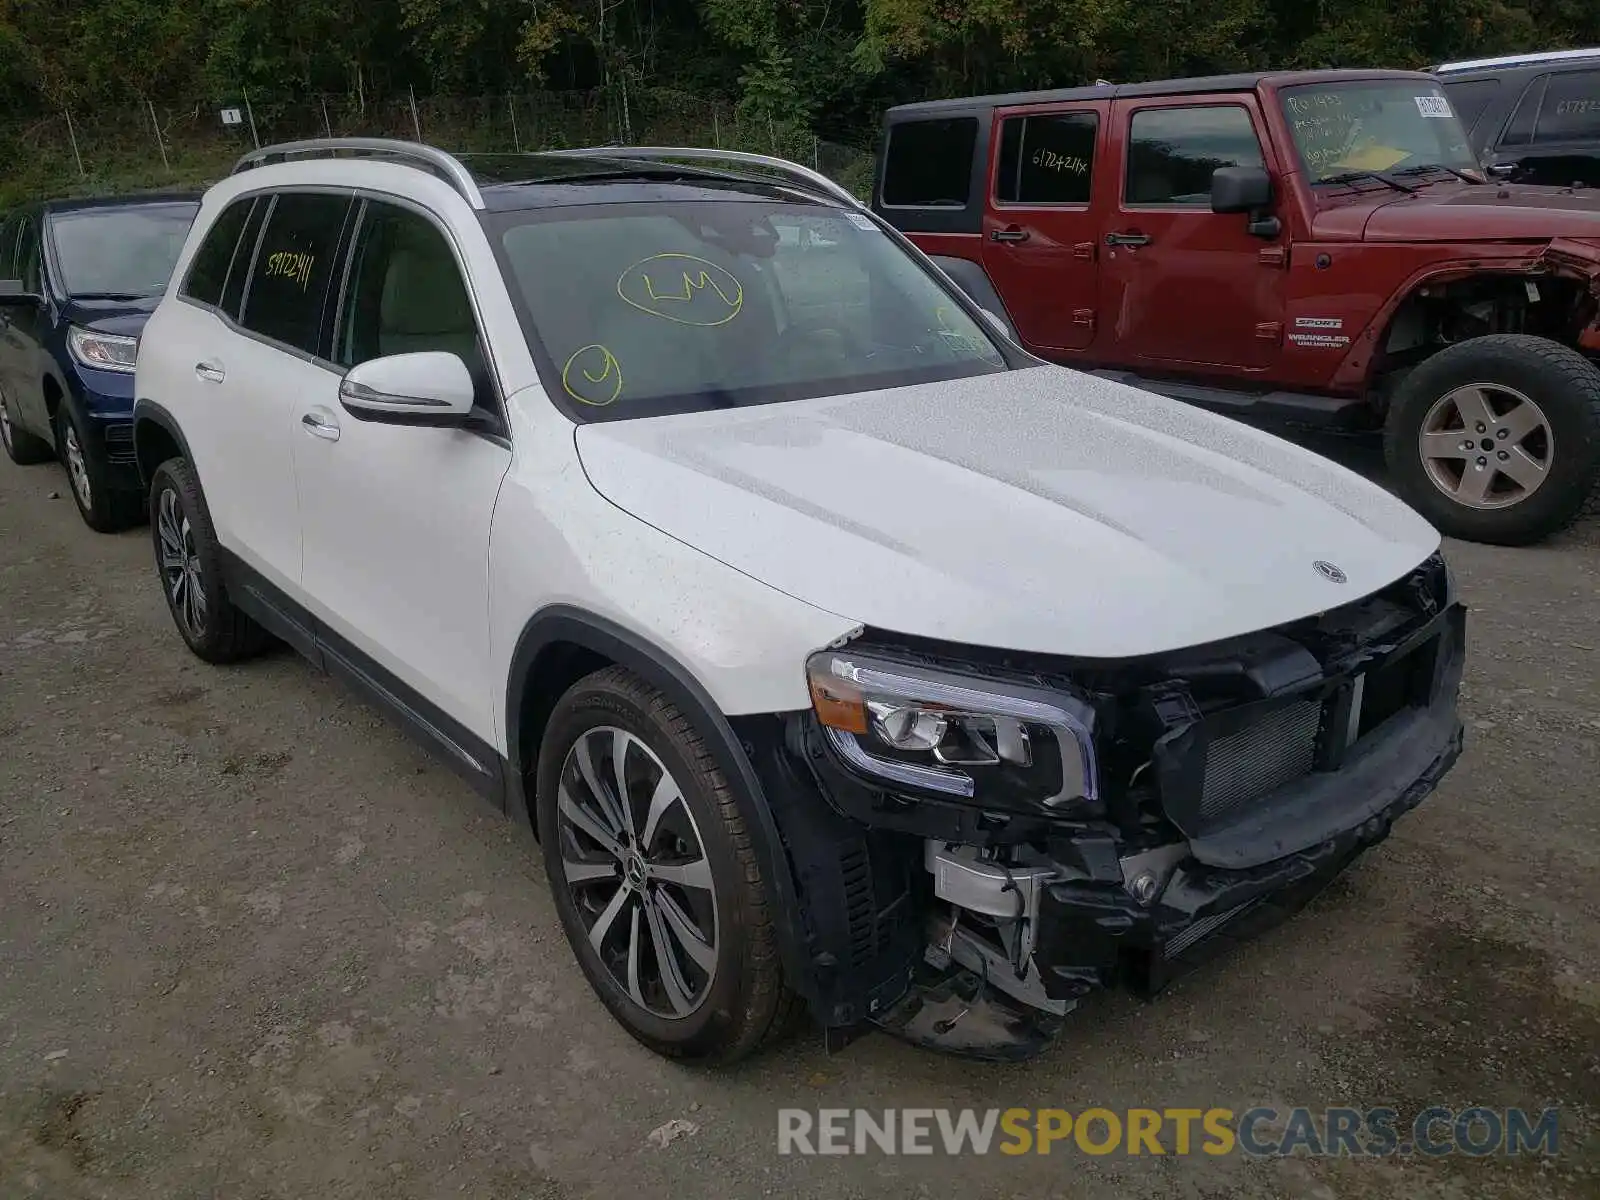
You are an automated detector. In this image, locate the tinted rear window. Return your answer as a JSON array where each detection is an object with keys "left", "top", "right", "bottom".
[
  {"left": 182, "top": 197, "right": 254, "bottom": 308},
  {"left": 881, "top": 117, "right": 978, "bottom": 207},
  {"left": 997, "top": 112, "right": 1098, "bottom": 204},
  {"left": 239, "top": 193, "right": 351, "bottom": 355},
  {"left": 1536, "top": 70, "right": 1600, "bottom": 143}
]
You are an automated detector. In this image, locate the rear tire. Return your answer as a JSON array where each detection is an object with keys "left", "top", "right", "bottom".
[
  {"left": 534, "top": 666, "right": 800, "bottom": 1063},
  {"left": 148, "top": 457, "right": 272, "bottom": 663},
  {"left": 1384, "top": 335, "right": 1600, "bottom": 545},
  {"left": 0, "top": 387, "right": 53, "bottom": 465}
]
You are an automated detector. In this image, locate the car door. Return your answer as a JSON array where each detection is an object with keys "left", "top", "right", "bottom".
[
  {"left": 980, "top": 102, "right": 1107, "bottom": 354},
  {"left": 171, "top": 190, "right": 352, "bottom": 597},
  {"left": 2, "top": 215, "right": 54, "bottom": 439},
  {"left": 291, "top": 197, "right": 511, "bottom": 744},
  {"left": 1099, "top": 98, "right": 1287, "bottom": 372}
]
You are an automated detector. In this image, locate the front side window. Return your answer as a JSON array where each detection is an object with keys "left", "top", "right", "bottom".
[
  {"left": 49, "top": 203, "right": 198, "bottom": 297},
  {"left": 1280, "top": 81, "right": 1480, "bottom": 183},
  {"left": 16, "top": 219, "right": 41, "bottom": 294},
  {"left": 182, "top": 197, "right": 254, "bottom": 309},
  {"left": 1125, "top": 106, "right": 1264, "bottom": 205},
  {"left": 997, "top": 112, "right": 1098, "bottom": 204},
  {"left": 881, "top": 118, "right": 978, "bottom": 207},
  {"left": 1535, "top": 69, "right": 1600, "bottom": 143},
  {"left": 491, "top": 199, "right": 1013, "bottom": 422},
  {"left": 335, "top": 202, "right": 483, "bottom": 386},
  {"left": 239, "top": 193, "right": 351, "bottom": 355}
]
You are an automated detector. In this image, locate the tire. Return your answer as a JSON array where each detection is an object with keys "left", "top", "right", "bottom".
[
  {"left": 534, "top": 666, "right": 801, "bottom": 1063},
  {"left": 0, "top": 386, "right": 54, "bottom": 465},
  {"left": 54, "top": 403, "right": 141, "bottom": 533},
  {"left": 1384, "top": 334, "right": 1600, "bottom": 546},
  {"left": 148, "top": 457, "right": 272, "bottom": 663}
]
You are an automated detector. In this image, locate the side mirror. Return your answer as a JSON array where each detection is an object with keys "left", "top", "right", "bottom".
[
  {"left": 1211, "top": 166, "right": 1273, "bottom": 214},
  {"left": 338, "top": 351, "right": 476, "bottom": 425},
  {"left": 0, "top": 278, "right": 42, "bottom": 307}
]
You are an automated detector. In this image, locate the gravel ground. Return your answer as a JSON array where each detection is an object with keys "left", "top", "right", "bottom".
[{"left": 1, "top": 436, "right": 1597, "bottom": 1200}]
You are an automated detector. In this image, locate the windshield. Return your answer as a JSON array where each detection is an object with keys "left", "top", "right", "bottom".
[
  {"left": 491, "top": 198, "right": 1012, "bottom": 421},
  {"left": 1280, "top": 81, "right": 1481, "bottom": 183},
  {"left": 49, "top": 203, "right": 198, "bottom": 297}
]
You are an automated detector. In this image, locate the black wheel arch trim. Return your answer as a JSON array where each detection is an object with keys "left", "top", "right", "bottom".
[
  {"left": 132, "top": 399, "right": 196, "bottom": 489},
  {"left": 504, "top": 604, "right": 815, "bottom": 998}
]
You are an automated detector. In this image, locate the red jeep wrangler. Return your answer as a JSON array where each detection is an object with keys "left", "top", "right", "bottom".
[{"left": 872, "top": 69, "right": 1600, "bottom": 545}]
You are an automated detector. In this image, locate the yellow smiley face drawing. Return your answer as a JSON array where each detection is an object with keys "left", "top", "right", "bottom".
[{"left": 562, "top": 344, "right": 624, "bottom": 406}]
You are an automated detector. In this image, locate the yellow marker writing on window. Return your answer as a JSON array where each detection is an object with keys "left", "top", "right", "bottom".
[
  {"left": 617, "top": 253, "right": 744, "bottom": 327},
  {"left": 562, "top": 344, "right": 623, "bottom": 406}
]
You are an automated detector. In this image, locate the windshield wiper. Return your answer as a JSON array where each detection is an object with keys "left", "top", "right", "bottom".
[
  {"left": 1393, "top": 162, "right": 1483, "bottom": 184},
  {"left": 1317, "top": 170, "right": 1417, "bottom": 194}
]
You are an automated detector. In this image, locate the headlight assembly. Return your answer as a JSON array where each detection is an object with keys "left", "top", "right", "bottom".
[
  {"left": 806, "top": 650, "right": 1098, "bottom": 813},
  {"left": 68, "top": 325, "right": 139, "bottom": 374}
]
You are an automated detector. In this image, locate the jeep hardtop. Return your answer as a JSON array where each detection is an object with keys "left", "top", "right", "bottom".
[{"left": 874, "top": 68, "right": 1600, "bottom": 545}]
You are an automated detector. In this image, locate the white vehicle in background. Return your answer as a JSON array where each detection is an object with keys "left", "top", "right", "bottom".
[{"left": 131, "top": 139, "right": 1466, "bottom": 1062}]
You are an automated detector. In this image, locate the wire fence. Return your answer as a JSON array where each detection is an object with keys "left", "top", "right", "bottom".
[{"left": 0, "top": 87, "right": 877, "bottom": 208}]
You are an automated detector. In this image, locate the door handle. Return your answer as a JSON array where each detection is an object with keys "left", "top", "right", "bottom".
[
  {"left": 1105, "top": 231, "right": 1152, "bottom": 248},
  {"left": 990, "top": 227, "right": 1030, "bottom": 243},
  {"left": 195, "top": 361, "right": 225, "bottom": 384},
  {"left": 301, "top": 410, "right": 341, "bottom": 442}
]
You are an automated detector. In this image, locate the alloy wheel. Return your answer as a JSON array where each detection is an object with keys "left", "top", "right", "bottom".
[
  {"left": 1419, "top": 383, "right": 1553, "bottom": 510},
  {"left": 553, "top": 726, "right": 718, "bottom": 1019},
  {"left": 64, "top": 423, "right": 92, "bottom": 507},
  {"left": 157, "top": 487, "right": 207, "bottom": 637}
]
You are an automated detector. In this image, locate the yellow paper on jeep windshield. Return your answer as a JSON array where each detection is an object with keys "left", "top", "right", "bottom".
[{"left": 1333, "top": 143, "right": 1410, "bottom": 172}]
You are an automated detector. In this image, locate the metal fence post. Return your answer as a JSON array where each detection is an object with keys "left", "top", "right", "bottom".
[
  {"left": 408, "top": 86, "right": 423, "bottom": 141},
  {"left": 508, "top": 94, "right": 521, "bottom": 152},
  {"left": 712, "top": 109, "right": 720, "bottom": 149},
  {"left": 321, "top": 96, "right": 334, "bottom": 138},
  {"left": 147, "top": 99, "right": 170, "bottom": 170},
  {"left": 63, "top": 108, "right": 85, "bottom": 177},
  {"left": 243, "top": 89, "right": 260, "bottom": 148}
]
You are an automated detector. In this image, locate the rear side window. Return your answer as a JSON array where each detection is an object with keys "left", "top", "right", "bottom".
[
  {"left": 220, "top": 199, "right": 268, "bottom": 320},
  {"left": 1442, "top": 79, "right": 1501, "bottom": 137},
  {"left": 239, "top": 193, "right": 351, "bottom": 355},
  {"left": 182, "top": 198, "right": 254, "bottom": 308},
  {"left": 997, "top": 112, "right": 1098, "bottom": 204},
  {"left": 1125, "top": 105, "right": 1264, "bottom": 206},
  {"left": 1535, "top": 70, "right": 1600, "bottom": 143},
  {"left": 882, "top": 117, "right": 978, "bottom": 207}
]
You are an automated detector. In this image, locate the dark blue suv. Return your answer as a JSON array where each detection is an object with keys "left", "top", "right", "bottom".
[{"left": 0, "top": 194, "right": 199, "bottom": 531}]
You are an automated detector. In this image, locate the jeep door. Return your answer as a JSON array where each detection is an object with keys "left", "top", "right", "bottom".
[
  {"left": 291, "top": 197, "right": 511, "bottom": 746},
  {"left": 1099, "top": 96, "right": 1287, "bottom": 371},
  {"left": 980, "top": 102, "right": 1108, "bottom": 353}
]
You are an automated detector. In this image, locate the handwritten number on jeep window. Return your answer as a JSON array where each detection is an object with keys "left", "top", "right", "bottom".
[{"left": 997, "top": 113, "right": 1098, "bottom": 205}]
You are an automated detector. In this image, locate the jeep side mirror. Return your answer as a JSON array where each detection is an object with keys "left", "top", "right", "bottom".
[
  {"left": 0, "top": 278, "right": 42, "bottom": 307},
  {"left": 1211, "top": 166, "right": 1273, "bottom": 214}
]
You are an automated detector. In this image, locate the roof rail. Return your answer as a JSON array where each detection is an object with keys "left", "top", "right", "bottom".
[
  {"left": 1434, "top": 47, "right": 1600, "bottom": 74},
  {"left": 232, "top": 138, "right": 485, "bottom": 209},
  {"left": 537, "top": 146, "right": 866, "bottom": 210}
]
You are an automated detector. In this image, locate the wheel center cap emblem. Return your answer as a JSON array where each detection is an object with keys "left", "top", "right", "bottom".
[
  {"left": 1314, "top": 560, "right": 1348, "bottom": 584},
  {"left": 624, "top": 854, "right": 647, "bottom": 887}
]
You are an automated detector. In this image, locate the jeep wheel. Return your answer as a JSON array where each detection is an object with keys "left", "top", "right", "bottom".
[
  {"left": 1385, "top": 335, "right": 1600, "bottom": 545},
  {"left": 534, "top": 666, "right": 800, "bottom": 1063},
  {"left": 148, "top": 458, "right": 272, "bottom": 662},
  {"left": 0, "top": 387, "right": 53, "bottom": 465}
]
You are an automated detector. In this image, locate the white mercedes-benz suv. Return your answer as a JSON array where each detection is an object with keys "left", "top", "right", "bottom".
[{"left": 133, "top": 138, "right": 1465, "bottom": 1063}]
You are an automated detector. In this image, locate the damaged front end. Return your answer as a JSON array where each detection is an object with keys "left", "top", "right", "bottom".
[{"left": 733, "top": 552, "right": 1466, "bottom": 1060}]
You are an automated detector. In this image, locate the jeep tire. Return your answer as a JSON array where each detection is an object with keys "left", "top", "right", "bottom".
[
  {"left": 148, "top": 457, "right": 273, "bottom": 662},
  {"left": 534, "top": 666, "right": 801, "bottom": 1063},
  {"left": 1385, "top": 334, "right": 1600, "bottom": 546}
]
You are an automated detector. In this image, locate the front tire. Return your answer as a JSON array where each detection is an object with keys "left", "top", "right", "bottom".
[
  {"left": 534, "top": 666, "right": 799, "bottom": 1063},
  {"left": 1385, "top": 335, "right": 1600, "bottom": 545},
  {"left": 0, "top": 387, "right": 53, "bottom": 465},
  {"left": 148, "top": 458, "right": 272, "bottom": 663},
  {"left": 55, "top": 404, "right": 140, "bottom": 532}
]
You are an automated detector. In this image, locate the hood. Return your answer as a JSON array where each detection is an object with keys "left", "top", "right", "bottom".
[
  {"left": 1312, "top": 180, "right": 1600, "bottom": 243},
  {"left": 59, "top": 295, "right": 159, "bottom": 337},
  {"left": 574, "top": 367, "right": 1440, "bottom": 660}
]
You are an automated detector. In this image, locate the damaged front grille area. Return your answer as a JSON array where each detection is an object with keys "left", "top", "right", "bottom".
[{"left": 1199, "top": 698, "right": 1321, "bottom": 822}]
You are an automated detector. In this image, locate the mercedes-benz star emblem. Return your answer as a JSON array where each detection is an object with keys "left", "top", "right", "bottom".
[{"left": 1313, "top": 560, "right": 1348, "bottom": 584}]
